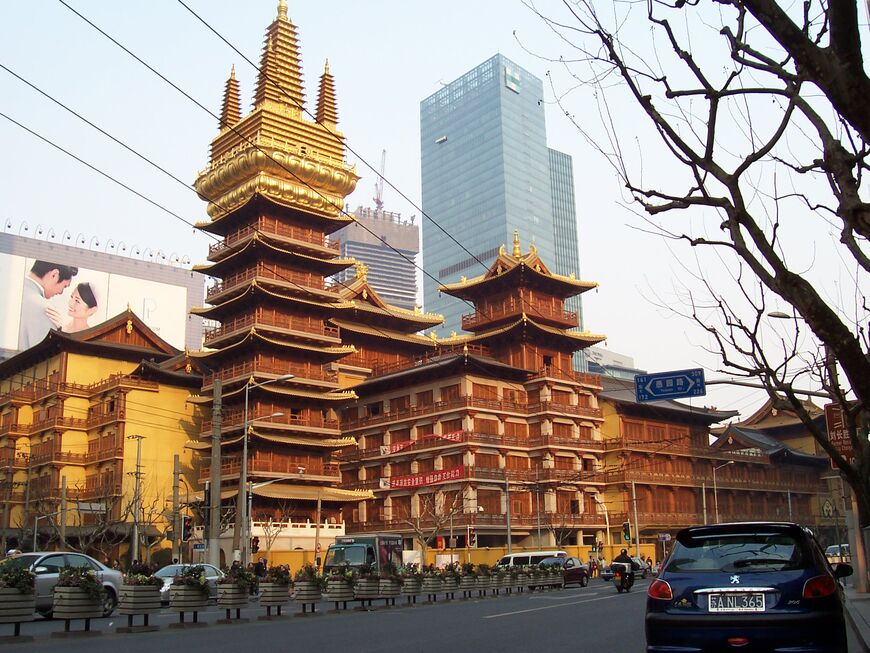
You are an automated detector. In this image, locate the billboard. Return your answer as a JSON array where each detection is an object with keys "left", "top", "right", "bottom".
[{"left": 0, "top": 253, "right": 189, "bottom": 353}]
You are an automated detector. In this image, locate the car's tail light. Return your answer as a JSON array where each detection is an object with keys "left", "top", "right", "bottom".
[
  {"left": 727, "top": 637, "right": 750, "bottom": 647},
  {"left": 803, "top": 575, "right": 837, "bottom": 598},
  {"left": 647, "top": 579, "right": 673, "bottom": 600}
]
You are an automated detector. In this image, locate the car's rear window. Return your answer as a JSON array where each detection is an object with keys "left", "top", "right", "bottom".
[{"left": 668, "top": 530, "right": 809, "bottom": 573}]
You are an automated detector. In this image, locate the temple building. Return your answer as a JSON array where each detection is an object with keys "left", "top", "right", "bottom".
[
  {"left": 0, "top": 310, "right": 200, "bottom": 560},
  {"left": 337, "top": 234, "right": 610, "bottom": 548},
  {"left": 188, "top": 1, "right": 370, "bottom": 560}
]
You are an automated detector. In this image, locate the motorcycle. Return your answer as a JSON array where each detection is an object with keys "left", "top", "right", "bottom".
[{"left": 612, "top": 562, "right": 635, "bottom": 593}]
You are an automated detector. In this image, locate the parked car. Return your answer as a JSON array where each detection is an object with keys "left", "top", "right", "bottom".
[
  {"left": 496, "top": 551, "right": 568, "bottom": 568},
  {"left": 825, "top": 543, "right": 850, "bottom": 563},
  {"left": 1, "top": 551, "right": 122, "bottom": 617},
  {"left": 646, "top": 522, "right": 852, "bottom": 653},
  {"left": 600, "top": 564, "right": 615, "bottom": 581},
  {"left": 632, "top": 557, "right": 650, "bottom": 579},
  {"left": 539, "top": 556, "right": 589, "bottom": 587},
  {"left": 153, "top": 563, "right": 224, "bottom": 605}
]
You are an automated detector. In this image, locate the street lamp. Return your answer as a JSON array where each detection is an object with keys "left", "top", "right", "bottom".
[
  {"left": 712, "top": 461, "right": 734, "bottom": 523},
  {"left": 594, "top": 495, "right": 611, "bottom": 547},
  {"left": 238, "top": 374, "right": 293, "bottom": 566}
]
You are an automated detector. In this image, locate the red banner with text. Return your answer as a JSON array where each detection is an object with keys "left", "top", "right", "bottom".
[{"left": 379, "top": 465, "right": 466, "bottom": 489}]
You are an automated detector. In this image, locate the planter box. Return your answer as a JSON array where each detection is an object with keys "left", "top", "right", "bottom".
[
  {"left": 477, "top": 576, "right": 492, "bottom": 590},
  {"left": 326, "top": 578, "right": 354, "bottom": 603},
  {"left": 259, "top": 583, "right": 289, "bottom": 607},
  {"left": 118, "top": 585, "right": 160, "bottom": 615},
  {"left": 516, "top": 573, "right": 529, "bottom": 590},
  {"left": 169, "top": 585, "right": 209, "bottom": 612},
  {"left": 0, "top": 589, "right": 34, "bottom": 624},
  {"left": 353, "top": 577, "right": 380, "bottom": 600},
  {"left": 379, "top": 578, "right": 400, "bottom": 598},
  {"left": 442, "top": 576, "right": 459, "bottom": 593},
  {"left": 217, "top": 585, "right": 248, "bottom": 608},
  {"left": 53, "top": 586, "right": 102, "bottom": 620},
  {"left": 420, "top": 576, "right": 442, "bottom": 594},
  {"left": 459, "top": 576, "right": 477, "bottom": 591},
  {"left": 293, "top": 580, "right": 321, "bottom": 603},
  {"left": 401, "top": 578, "right": 422, "bottom": 595}
]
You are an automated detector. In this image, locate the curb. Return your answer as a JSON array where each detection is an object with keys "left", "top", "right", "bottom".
[{"left": 845, "top": 598, "right": 870, "bottom": 653}]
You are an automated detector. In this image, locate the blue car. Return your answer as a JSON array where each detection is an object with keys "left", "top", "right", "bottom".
[{"left": 645, "top": 522, "right": 852, "bottom": 653}]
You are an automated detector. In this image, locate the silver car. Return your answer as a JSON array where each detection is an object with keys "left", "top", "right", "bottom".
[
  {"left": 2, "top": 551, "right": 122, "bottom": 617},
  {"left": 153, "top": 563, "right": 224, "bottom": 605}
]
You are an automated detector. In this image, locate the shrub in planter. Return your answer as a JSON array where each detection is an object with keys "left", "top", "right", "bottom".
[
  {"left": 326, "top": 568, "right": 355, "bottom": 604},
  {"left": 0, "top": 564, "right": 35, "bottom": 626},
  {"left": 217, "top": 567, "right": 256, "bottom": 608},
  {"left": 293, "top": 564, "right": 323, "bottom": 602},
  {"left": 399, "top": 564, "right": 422, "bottom": 595},
  {"left": 260, "top": 566, "right": 291, "bottom": 608},
  {"left": 353, "top": 563, "right": 380, "bottom": 600},
  {"left": 119, "top": 573, "right": 162, "bottom": 615},
  {"left": 53, "top": 566, "right": 104, "bottom": 620},
  {"left": 169, "top": 565, "right": 209, "bottom": 611}
]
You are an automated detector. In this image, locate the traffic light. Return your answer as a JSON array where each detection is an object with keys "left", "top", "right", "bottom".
[
  {"left": 467, "top": 526, "right": 477, "bottom": 548},
  {"left": 622, "top": 521, "right": 631, "bottom": 542},
  {"left": 181, "top": 516, "right": 192, "bottom": 541},
  {"left": 250, "top": 536, "right": 260, "bottom": 554}
]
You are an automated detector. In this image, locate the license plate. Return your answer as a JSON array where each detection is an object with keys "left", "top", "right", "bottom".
[{"left": 708, "top": 593, "right": 765, "bottom": 613}]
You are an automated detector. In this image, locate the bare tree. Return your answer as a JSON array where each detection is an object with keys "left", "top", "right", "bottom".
[
  {"left": 526, "top": 0, "right": 869, "bottom": 526},
  {"left": 255, "top": 501, "right": 295, "bottom": 563},
  {"left": 396, "top": 487, "right": 467, "bottom": 560}
]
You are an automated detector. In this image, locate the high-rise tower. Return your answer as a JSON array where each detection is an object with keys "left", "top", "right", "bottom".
[
  {"left": 189, "top": 1, "right": 369, "bottom": 559},
  {"left": 420, "top": 55, "right": 583, "bottom": 355}
]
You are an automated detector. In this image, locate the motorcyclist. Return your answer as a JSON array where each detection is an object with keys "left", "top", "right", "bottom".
[{"left": 613, "top": 548, "right": 636, "bottom": 568}]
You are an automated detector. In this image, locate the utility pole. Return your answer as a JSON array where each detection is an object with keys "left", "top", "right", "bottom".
[
  {"left": 172, "top": 455, "right": 180, "bottom": 563},
  {"left": 59, "top": 476, "right": 67, "bottom": 549},
  {"left": 208, "top": 379, "right": 222, "bottom": 567},
  {"left": 535, "top": 467, "right": 542, "bottom": 548},
  {"left": 314, "top": 491, "right": 322, "bottom": 568},
  {"left": 127, "top": 435, "right": 144, "bottom": 562},
  {"left": 631, "top": 481, "right": 640, "bottom": 558},
  {"left": 505, "top": 472, "right": 512, "bottom": 554},
  {"left": 702, "top": 482, "right": 707, "bottom": 525}
]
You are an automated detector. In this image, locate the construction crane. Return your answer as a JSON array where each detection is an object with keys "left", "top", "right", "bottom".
[{"left": 373, "top": 149, "right": 386, "bottom": 211}]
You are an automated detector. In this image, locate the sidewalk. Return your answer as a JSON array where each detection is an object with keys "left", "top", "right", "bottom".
[{"left": 845, "top": 587, "right": 870, "bottom": 653}]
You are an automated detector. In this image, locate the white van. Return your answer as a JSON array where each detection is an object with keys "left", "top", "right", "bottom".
[{"left": 496, "top": 551, "right": 568, "bottom": 568}]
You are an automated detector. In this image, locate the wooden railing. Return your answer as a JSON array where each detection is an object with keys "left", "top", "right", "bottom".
[
  {"left": 207, "top": 219, "right": 340, "bottom": 257},
  {"left": 203, "top": 361, "right": 336, "bottom": 386},
  {"left": 203, "top": 312, "right": 339, "bottom": 344},
  {"left": 198, "top": 457, "right": 340, "bottom": 481},
  {"left": 206, "top": 264, "right": 328, "bottom": 300},
  {"left": 202, "top": 410, "right": 338, "bottom": 434},
  {"left": 462, "top": 300, "right": 577, "bottom": 330}
]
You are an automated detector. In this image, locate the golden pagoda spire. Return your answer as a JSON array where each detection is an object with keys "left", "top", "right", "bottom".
[
  {"left": 315, "top": 59, "right": 339, "bottom": 127},
  {"left": 512, "top": 230, "right": 522, "bottom": 258},
  {"left": 218, "top": 65, "right": 242, "bottom": 131},
  {"left": 253, "top": 1, "right": 305, "bottom": 113}
]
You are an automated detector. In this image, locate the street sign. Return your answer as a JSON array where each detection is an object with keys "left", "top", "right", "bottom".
[
  {"left": 635, "top": 368, "right": 706, "bottom": 402},
  {"left": 657, "top": 533, "right": 671, "bottom": 542},
  {"left": 824, "top": 402, "right": 855, "bottom": 468},
  {"left": 192, "top": 543, "right": 206, "bottom": 551}
]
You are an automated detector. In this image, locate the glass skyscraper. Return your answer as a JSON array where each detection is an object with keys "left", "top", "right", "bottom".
[{"left": 420, "top": 54, "right": 583, "bottom": 350}]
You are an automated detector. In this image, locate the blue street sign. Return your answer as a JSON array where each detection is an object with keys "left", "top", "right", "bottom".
[
  {"left": 192, "top": 543, "right": 206, "bottom": 551},
  {"left": 634, "top": 368, "right": 706, "bottom": 402}
]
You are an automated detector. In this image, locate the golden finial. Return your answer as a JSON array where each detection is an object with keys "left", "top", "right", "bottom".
[
  {"left": 512, "top": 230, "right": 521, "bottom": 258},
  {"left": 429, "top": 331, "right": 438, "bottom": 342},
  {"left": 230, "top": 65, "right": 236, "bottom": 79},
  {"left": 569, "top": 272, "right": 576, "bottom": 280},
  {"left": 324, "top": 59, "right": 330, "bottom": 74},
  {"left": 277, "top": 0, "right": 288, "bottom": 20},
  {"left": 414, "top": 305, "right": 420, "bottom": 314},
  {"left": 529, "top": 243, "right": 537, "bottom": 255},
  {"left": 450, "top": 331, "right": 457, "bottom": 338},
  {"left": 460, "top": 276, "right": 466, "bottom": 283},
  {"left": 499, "top": 244, "right": 506, "bottom": 256},
  {"left": 354, "top": 261, "right": 369, "bottom": 281}
]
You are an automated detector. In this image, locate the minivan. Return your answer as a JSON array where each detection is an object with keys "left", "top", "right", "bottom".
[{"left": 496, "top": 550, "right": 568, "bottom": 568}]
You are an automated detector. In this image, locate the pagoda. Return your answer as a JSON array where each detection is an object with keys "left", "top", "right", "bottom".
[
  {"left": 189, "top": 1, "right": 369, "bottom": 553},
  {"left": 337, "top": 233, "right": 610, "bottom": 547}
]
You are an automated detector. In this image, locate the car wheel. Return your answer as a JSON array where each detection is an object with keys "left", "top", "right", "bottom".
[
  {"left": 580, "top": 575, "right": 588, "bottom": 588},
  {"left": 101, "top": 588, "right": 117, "bottom": 617}
]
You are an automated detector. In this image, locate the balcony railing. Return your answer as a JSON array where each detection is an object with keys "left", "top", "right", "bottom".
[
  {"left": 206, "top": 265, "right": 329, "bottom": 301},
  {"left": 362, "top": 345, "right": 494, "bottom": 380},
  {"left": 462, "top": 301, "right": 577, "bottom": 330},
  {"left": 86, "top": 436, "right": 124, "bottom": 462},
  {"left": 203, "top": 312, "right": 339, "bottom": 345},
  {"left": 335, "top": 430, "right": 604, "bottom": 462},
  {"left": 604, "top": 437, "right": 767, "bottom": 462},
  {"left": 207, "top": 220, "right": 340, "bottom": 258},
  {"left": 203, "top": 361, "right": 337, "bottom": 387},
  {"left": 201, "top": 410, "right": 339, "bottom": 435},
  {"left": 342, "top": 395, "right": 599, "bottom": 431},
  {"left": 198, "top": 457, "right": 340, "bottom": 482},
  {"left": 529, "top": 366, "right": 602, "bottom": 388}
]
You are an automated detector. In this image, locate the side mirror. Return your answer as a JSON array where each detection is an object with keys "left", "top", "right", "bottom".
[
  {"left": 33, "top": 566, "right": 49, "bottom": 574},
  {"left": 833, "top": 563, "right": 853, "bottom": 579}
]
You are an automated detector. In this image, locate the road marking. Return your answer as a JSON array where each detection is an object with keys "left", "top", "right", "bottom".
[
  {"left": 483, "top": 592, "right": 636, "bottom": 619},
  {"left": 530, "top": 591, "right": 600, "bottom": 601}
]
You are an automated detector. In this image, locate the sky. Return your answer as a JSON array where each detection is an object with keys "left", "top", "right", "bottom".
[{"left": 0, "top": 0, "right": 844, "bottom": 419}]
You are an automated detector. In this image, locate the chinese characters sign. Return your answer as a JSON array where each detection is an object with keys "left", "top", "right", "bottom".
[
  {"left": 379, "top": 465, "right": 466, "bottom": 489},
  {"left": 379, "top": 430, "right": 464, "bottom": 455},
  {"left": 634, "top": 368, "right": 706, "bottom": 403}
]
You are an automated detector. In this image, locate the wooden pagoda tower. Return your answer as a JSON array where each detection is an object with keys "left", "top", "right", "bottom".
[{"left": 189, "top": 1, "right": 370, "bottom": 550}]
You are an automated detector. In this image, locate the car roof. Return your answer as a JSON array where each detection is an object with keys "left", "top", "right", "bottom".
[{"left": 676, "top": 521, "right": 807, "bottom": 543}]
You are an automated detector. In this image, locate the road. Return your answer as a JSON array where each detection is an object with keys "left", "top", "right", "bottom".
[{"left": 1, "top": 578, "right": 864, "bottom": 652}]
